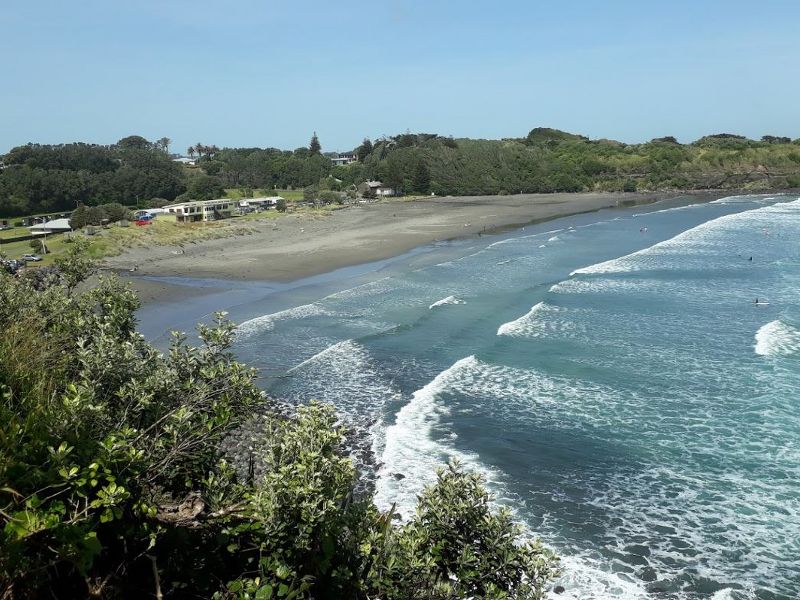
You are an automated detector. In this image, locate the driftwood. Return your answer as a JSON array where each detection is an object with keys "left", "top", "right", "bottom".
[
  {"left": 154, "top": 492, "right": 205, "bottom": 527},
  {"left": 154, "top": 492, "right": 247, "bottom": 528}
]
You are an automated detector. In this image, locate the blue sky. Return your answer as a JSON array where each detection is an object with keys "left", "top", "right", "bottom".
[{"left": 1, "top": 0, "right": 798, "bottom": 154}]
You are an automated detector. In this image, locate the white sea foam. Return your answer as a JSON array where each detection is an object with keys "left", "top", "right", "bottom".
[
  {"left": 551, "top": 553, "right": 649, "bottom": 599},
  {"left": 384, "top": 353, "right": 800, "bottom": 597},
  {"left": 711, "top": 194, "right": 782, "bottom": 205},
  {"left": 283, "top": 339, "right": 401, "bottom": 417},
  {"left": 570, "top": 199, "right": 800, "bottom": 276},
  {"left": 710, "top": 195, "right": 752, "bottom": 204},
  {"left": 486, "top": 228, "right": 564, "bottom": 250},
  {"left": 236, "top": 302, "right": 330, "bottom": 339},
  {"left": 375, "top": 356, "right": 509, "bottom": 517},
  {"left": 429, "top": 295, "right": 465, "bottom": 309},
  {"left": 497, "top": 302, "right": 555, "bottom": 336},
  {"left": 322, "top": 276, "right": 394, "bottom": 302},
  {"left": 374, "top": 356, "right": 476, "bottom": 515},
  {"left": 631, "top": 203, "right": 698, "bottom": 218},
  {"left": 754, "top": 320, "right": 800, "bottom": 357}
]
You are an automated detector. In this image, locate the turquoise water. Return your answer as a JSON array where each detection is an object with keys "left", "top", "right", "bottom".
[{"left": 234, "top": 195, "right": 800, "bottom": 599}]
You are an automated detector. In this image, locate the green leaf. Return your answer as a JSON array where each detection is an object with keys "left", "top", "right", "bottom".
[{"left": 255, "top": 585, "right": 273, "bottom": 600}]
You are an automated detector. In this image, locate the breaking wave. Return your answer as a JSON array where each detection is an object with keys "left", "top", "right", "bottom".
[{"left": 754, "top": 320, "right": 800, "bottom": 357}]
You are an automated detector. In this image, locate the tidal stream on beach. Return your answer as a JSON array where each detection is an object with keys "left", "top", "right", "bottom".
[{"left": 159, "top": 194, "right": 800, "bottom": 598}]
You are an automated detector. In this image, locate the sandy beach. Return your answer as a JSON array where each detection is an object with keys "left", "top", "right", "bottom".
[{"left": 104, "top": 192, "right": 681, "bottom": 290}]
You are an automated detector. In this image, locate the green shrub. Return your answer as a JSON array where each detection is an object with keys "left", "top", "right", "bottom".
[
  {"left": 366, "top": 461, "right": 560, "bottom": 599},
  {"left": 318, "top": 190, "right": 344, "bottom": 205},
  {"left": 102, "top": 202, "right": 133, "bottom": 223},
  {"left": 0, "top": 247, "right": 559, "bottom": 599}
]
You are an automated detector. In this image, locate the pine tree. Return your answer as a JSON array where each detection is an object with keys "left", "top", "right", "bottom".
[
  {"left": 412, "top": 159, "right": 431, "bottom": 194},
  {"left": 357, "top": 138, "right": 373, "bottom": 162},
  {"left": 309, "top": 131, "right": 321, "bottom": 154}
]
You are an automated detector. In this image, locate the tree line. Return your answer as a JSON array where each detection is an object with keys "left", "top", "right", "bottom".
[
  {"left": 4, "top": 129, "right": 800, "bottom": 217},
  {"left": 0, "top": 137, "right": 185, "bottom": 216},
  {"left": 200, "top": 129, "right": 800, "bottom": 197}
]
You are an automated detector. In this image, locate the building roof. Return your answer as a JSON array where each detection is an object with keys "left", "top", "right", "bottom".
[
  {"left": 163, "top": 198, "right": 234, "bottom": 209},
  {"left": 29, "top": 218, "right": 72, "bottom": 232}
]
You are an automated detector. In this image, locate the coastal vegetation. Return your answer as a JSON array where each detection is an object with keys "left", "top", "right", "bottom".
[
  {"left": 0, "top": 245, "right": 559, "bottom": 599},
  {"left": 0, "top": 138, "right": 185, "bottom": 216},
  {"left": 199, "top": 129, "right": 800, "bottom": 197},
  {"left": 3, "top": 130, "right": 800, "bottom": 218}
]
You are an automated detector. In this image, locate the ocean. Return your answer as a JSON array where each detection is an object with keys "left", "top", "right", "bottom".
[{"left": 231, "top": 194, "right": 800, "bottom": 599}]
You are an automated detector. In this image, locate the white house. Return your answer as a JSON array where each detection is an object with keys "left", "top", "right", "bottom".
[
  {"left": 358, "top": 180, "right": 396, "bottom": 197},
  {"left": 172, "top": 157, "right": 197, "bottom": 166},
  {"left": 331, "top": 153, "right": 357, "bottom": 166},
  {"left": 29, "top": 218, "right": 72, "bottom": 234},
  {"left": 238, "top": 196, "right": 283, "bottom": 212},
  {"left": 163, "top": 199, "right": 235, "bottom": 223}
]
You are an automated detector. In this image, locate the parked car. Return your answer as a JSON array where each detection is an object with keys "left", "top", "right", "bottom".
[
  {"left": 1, "top": 259, "right": 22, "bottom": 274},
  {"left": 21, "top": 254, "right": 43, "bottom": 262}
]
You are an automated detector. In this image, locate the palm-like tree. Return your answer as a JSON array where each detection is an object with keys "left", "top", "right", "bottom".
[{"left": 187, "top": 146, "right": 196, "bottom": 159}]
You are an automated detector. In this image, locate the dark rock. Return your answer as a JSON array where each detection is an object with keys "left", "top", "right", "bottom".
[
  {"left": 392, "top": 473, "right": 406, "bottom": 480},
  {"left": 553, "top": 585, "right": 565, "bottom": 594}
]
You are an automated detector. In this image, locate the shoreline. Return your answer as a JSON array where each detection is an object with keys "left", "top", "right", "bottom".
[{"left": 106, "top": 190, "right": 738, "bottom": 308}]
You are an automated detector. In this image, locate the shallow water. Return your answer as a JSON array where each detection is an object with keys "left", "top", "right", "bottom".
[{"left": 234, "top": 194, "right": 800, "bottom": 599}]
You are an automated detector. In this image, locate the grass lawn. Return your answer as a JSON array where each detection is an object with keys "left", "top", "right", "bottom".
[
  {"left": 225, "top": 188, "right": 305, "bottom": 202},
  {"left": 1, "top": 219, "right": 247, "bottom": 265},
  {"left": 2, "top": 188, "right": 344, "bottom": 268},
  {"left": 2, "top": 205, "right": 340, "bottom": 268},
  {"left": 82, "top": 218, "right": 253, "bottom": 259},
  {"left": 0, "top": 228, "right": 29, "bottom": 240},
  {"left": 0, "top": 234, "right": 71, "bottom": 266}
]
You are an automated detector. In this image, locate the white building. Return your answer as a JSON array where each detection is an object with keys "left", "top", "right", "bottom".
[
  {"left": 163, "top": 199, "right": 235, "bottom": 223},
  {"left": 358, "top": 180, "right": 396, "bottom": 197},
  {"left": 29, "top": 218, "right": 72, "bottom": 233},
  {"left": 238, "top": 197, "right": 284, "bottom": 213},
  {"left": 331, "top": 153, "right": 357, "bottom": 166}
]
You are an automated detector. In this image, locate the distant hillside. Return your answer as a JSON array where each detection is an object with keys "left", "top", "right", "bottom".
[
  {"left": 326, "top": 128, "right": 800, "bottom": 196},
  {"left": 0, "top": 137, "right": 185, "bottom": 216},
  {"left": 3, "top": 129, "right": 800, "bottom": 216}
]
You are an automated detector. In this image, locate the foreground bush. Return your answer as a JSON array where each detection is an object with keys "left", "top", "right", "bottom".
[{"left": 0, "top": 245, "right": 558, "bottom": 599}]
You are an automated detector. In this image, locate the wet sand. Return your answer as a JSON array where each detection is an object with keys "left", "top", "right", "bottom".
[
  {"left": 104, "top": 192, "right": 671, "bottom": 290},
  {"left": 107, "top": 190, "right": 741, "bottom": 340}
]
